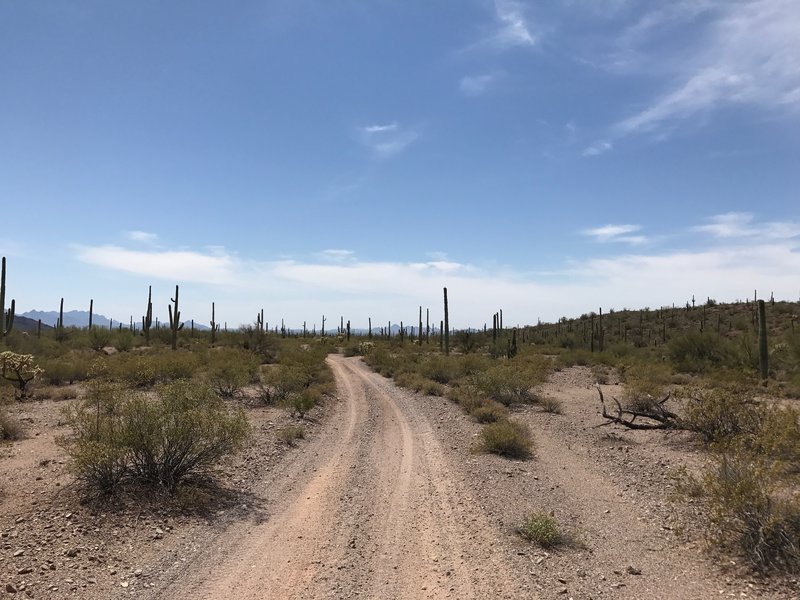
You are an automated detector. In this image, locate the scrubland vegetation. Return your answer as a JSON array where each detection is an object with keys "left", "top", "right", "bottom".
[
  {"left": 2, "top": 258, "right": 800, "bottom": 582},
  {"left": 351, "top": 297, "right": 800, "bottom": 576},
  {"left": 0, "top": 323, "right": 334, "bottom": 501}
]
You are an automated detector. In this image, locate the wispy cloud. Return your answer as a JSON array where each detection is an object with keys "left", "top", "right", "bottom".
[
  {"left": 74, "top": 245, "right": 238, "bottom": 285},
  {"left": 583, "top": 224, "right": 646, "bottom": 244},
  {"left": 70, "top": 221, "right": 800, "bottom": 327},
  {"left": 463, "top": 0, "right": 536, "bottom": 53},
  {"left": 358, "top": 122, "right": 419, "bottom": 158},
  {"left": 459, "top": 73, "right": 498, "bottom": 96},
  {"left": 694, "top": 213, "right": 800, "bottom": 239},
  {"left": 125, "top": 230, "right": 159, "bottom": 244},
  {"left": 614, "top": 0, "right": 800, "bottom": 138},
  {"left": 582, "top": 140, "right": 613, "bottom": 156},
  {"left": 493, "top": 0, "right": 536, "bottom": 48},
  {"left": 316, "top": 249, "right": 356, "bottom": 262}
]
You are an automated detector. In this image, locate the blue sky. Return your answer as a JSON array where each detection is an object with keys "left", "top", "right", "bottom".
[{"left": 1, "top": 0, "right": 798, "bottom": 329}]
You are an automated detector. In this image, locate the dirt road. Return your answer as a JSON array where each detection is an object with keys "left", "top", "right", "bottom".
[{"left": 158, "top": 355, "right": 526, "bottom": 599}]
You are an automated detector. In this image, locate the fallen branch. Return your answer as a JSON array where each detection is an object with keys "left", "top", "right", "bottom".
[{"left": 596, "top": 385, "right": 682, "bottom": 430}]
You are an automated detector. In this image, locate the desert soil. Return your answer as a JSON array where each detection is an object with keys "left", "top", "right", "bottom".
[{"left": 2, "top": 355, "right": 798, "bottom": 599}]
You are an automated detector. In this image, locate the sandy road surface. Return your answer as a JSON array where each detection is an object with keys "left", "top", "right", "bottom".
[{"left": 159, "top": 355, "right": 526, "bottom": 599}]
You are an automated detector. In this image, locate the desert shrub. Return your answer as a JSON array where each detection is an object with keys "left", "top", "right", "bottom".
[
  {"left": 517, "top": 512, "right": 563, "bottom": 548},
  {"left": 470, "top": 399, "right": 508, "bottom": 423},
  {"left": 122, "top": 381, "right": 248, "bottom": 490},
  {"left": 476, "top": 419, "right": 533, "bottom": 459},
  {"left": 620, "top": 361, "right": 672, "bottom": 412},
  {"left": 419, "top": 355, "right": 459, "bottom": 384},
  {"left": 40, "top": 355, "right": 91, "bottom": 385},
  {"left": 394, "top": 371, "right": 446, "bottom": 396},
  {"left": 113, "top": 330, "right": 135, "bottom": 352},
  {"left": 278, "top": 425, "right": 305, "bottom": 446},
  {"left": 61, "top": 380, "right": 249, "bottom": 494},
  {"left": 668, "top": 330, "right": 737, "bottom": 373},
  {"left": 60, "top": 381, "right": 130, "bottom": 495},
  {"left": 205, "top": 348, "right": 259, "bottom": 398},
  {"left": 289, "top": 390, "right": 318, "bottom": 419},
  {"left": 591, "top": 363, "right": 611, "bottom": 384},
  {"left": 470, "top": 359, "right": 548, "bottom": 406},
  {"left": 704, "top": 452, "right": 800, "bottom": 573},
  {"left": 363, "top": 346, "right": 401, "bottom": 378},
  {"left": 682, "top": 387, "right": 762, "bottom": 444},
  {"left": 0, "top": 351, "right": 44, "bottom": 399},
  {"left": 540, "top": 396, "right": 563, "bottom": 414},
  {"left": 0, "top": 409, "right": 23, "bottom": 440},
  {"left": 88, "top": 327, "right": 112, "bottom": 351}
]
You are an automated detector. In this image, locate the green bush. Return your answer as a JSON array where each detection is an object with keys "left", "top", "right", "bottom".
[
  {"left": 517, "top": 512, "right": 563, "bottom": 548},
  {"left": 476, "top": 419, "right": 533, "bottom": 459},
  {"left": 470, "top": 359, "right": 548, "bottom": 406},
  {"left": 394, "top": 371, "right": 446, "bottom": 396},
  {"left": 278, "top": 425, "right": 305, "bottom": 446},
  {"left": 205, "top": 348, "right": 259, "bottom": 398},
  {"left": 668, "top": 331, "right": 737, "bottom": 373},
  {"left": 469, "top": 399, "right": 508, "bottom": 423},
  {"left": 60, "top": 380, "right": 249, "bottom": 494},
  {"left": 704, "top": 452, "right": 800, "bottom": 573},
  {"left": 682, "top": 387, "right": 762, "bottom": 444}
]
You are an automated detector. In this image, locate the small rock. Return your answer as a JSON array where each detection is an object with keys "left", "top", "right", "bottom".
[
  {"left": 12, "top": 549, "right": 24, "bottom": 557},
  {"left": 120, "top": 581, "right": 129, "bottom": 588},
  {"left": 626, "top": 566, "right": 642, "bottom": 575},
  {"left": 5, "top": 583, "right": 17, "bottom": 593}
]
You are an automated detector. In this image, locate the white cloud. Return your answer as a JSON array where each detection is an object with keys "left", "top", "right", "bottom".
[
  {"left": 74, "top": 245, "right": 238, "bottom": 285},
  {"left": 317, "top": 249, "right": 356, "bottom": 262},
  {"left": 694, "top": 212, "right": 800, "bottom": 239},
  {"left": 125, "top": 230, "right": 159, "bottom": 244},
  {"left": 358, "top": 122, "right": 419, "bottom": 158},
  {"left": 582, "top": 140, "right": 613, "bottom": 156},
  {"left": 70, "top": 221, "right": 800, "bottom": 328},
  {"left": 583, "top": 224, "right": 645, "bottom": 244},
  {"left": 493, "top": 0, "right": 536, "bottom": 48},
  {"left": 459, "top": 73, "right": 497, "bottom": 96},
  {"left": 363, "top": 123, "right": 398, "bottom": 134},
  {"left": 614, "top": 0, "right": 800, "bottom": 137}
]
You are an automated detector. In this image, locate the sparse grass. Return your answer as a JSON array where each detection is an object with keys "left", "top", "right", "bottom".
[
  {"left": 517, "top": 512, "right": 563, "bottom": 548},
  {"left": 0, "top": 410, "right": 23, "bottom": 441},
  {"left": 539, "top": 396, "right": 563, "bottom": 414},
  {"left": 394, "top": 371, "right": 446, "bottom": 396},
  {"left": 469, "top": 399, "right": 508, "bottom": 423},
  {"left": 476, "top": 419, "right": 533, "bottom": 459},
  {"left": 278, "top": 425, "right": 305, "bottom": 446}
]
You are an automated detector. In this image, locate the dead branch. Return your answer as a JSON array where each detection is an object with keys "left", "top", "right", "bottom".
[{"left": 596, "top": 385, "right": 682, "bottom": 430}]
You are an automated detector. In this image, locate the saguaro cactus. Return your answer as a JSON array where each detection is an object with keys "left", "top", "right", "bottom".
[
  {"left": 210, "top": 302, "right": 219, "bottom": 346},
  {"left": 88, "top": 299, "right": 94, "bottom": 329},
  {"left": 443, "top": 287, "right": 450, "bottom": 355},
  {"left": 758, "top": 299, "right": 768, "bottom": 387},
  {"left": 168, "top": 285, "right": 184, "bottom": 351},
  {"left": 0, "top": 257, "right": 15, "bottom": 339},
  {"left": 142, "top": 286, "right": 153, "bottom": 344}
]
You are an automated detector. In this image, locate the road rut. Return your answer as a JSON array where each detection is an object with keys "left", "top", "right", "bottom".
[{"left": 161, "top": 355, "right": 523, "bottom": 599}]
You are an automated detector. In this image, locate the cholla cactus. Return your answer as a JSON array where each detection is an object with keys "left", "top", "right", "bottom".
[{"left": 0, "top": 351, "right": 44, "bottom": 399}]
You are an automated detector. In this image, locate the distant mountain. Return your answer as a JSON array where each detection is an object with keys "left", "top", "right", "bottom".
[
  {"left": 9, "top": 315, "right": 54, "bottom": 332},
  {"left": 21, "top": 310, "right": 210, "bottom": 331}
]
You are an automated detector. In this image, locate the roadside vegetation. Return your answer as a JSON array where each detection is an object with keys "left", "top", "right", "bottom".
[
  {"left": 2, "top": 280, "right": 800, "bottom": 580},
  {"left": 0, "top": 323, "right": 334, "bottom": 502}
]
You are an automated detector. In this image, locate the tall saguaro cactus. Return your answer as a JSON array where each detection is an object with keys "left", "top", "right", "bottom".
[
  {"left": 0, "top": 257, "right": 15, "bottom": 339},
  {"left": 88, "top": 299, "right": 94, "bottom": 329},
  {"left": 168, "top": 285, "right": 184, "bottom": 351},
  {"left": 210, "top": 302, "right": 219, "bottom": 346},
  {"left": 443, "top": 287, "right": 450, "bottom": 355},
  {"left": 758, "top": 299, "right": 768, "bottom": 387},
  {"left": 142, "top": 286, "right": 153, "bottom": 344}
]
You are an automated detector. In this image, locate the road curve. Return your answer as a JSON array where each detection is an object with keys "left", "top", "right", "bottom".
[{"left": 162, "top": 355, "right": 524, "bottom": 600}]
